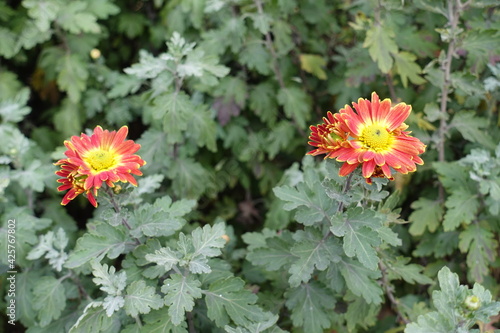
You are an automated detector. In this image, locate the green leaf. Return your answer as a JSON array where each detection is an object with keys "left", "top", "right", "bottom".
[
  {"left": 442, "top": 188, "right": 480, "bottom": 231},
  {"left": 56, "top": 1, "right": 101, "bottom": 34},
  {"left": 124, "top": 280, "right": 164, "bottom": 317},
  {"left": 69, "top": 302, "right": 116, "bottom": 333},
  {"left": 0, "top": 27, "right": 18, "bottom": 58},
  {"left": 393, "top": 51, "right": 426, "bottom": 87},
  {"left": 363, "top": 24, "right": 398, "bottom": 73},
  {"left": 458, "top": 222, "right": 498, "bottom": 283},
  {"left": 57, "top": 54, "right": 88, "bottom": 103},
  {"left": 386, "top": 257, "right": 433, "bottom": 285},
  {"left": 277, "top": 86, "right": 311, "bottom": 128},
  {"left": 339, "top": 258, "right": 383, "bottom": 304},
  {"left": 167, "top": 157, "right": 213, "bottom": 198},
  {"left": 246, "top": 232, "right": 296, "bottom": 271},
  {"left": 152, "top": 92, "right": 192, "bottom": 143},
  {"left": 344, "top": 296, "right": 379, "bottom": 332},
  {"left": 433, "top": 267, "right": 466, "bottom": 323},
  {"left": 205, "top": 276, "right": 266, "bottom": 327},
  {"left": 91, "top": 261, "right": 127, "bottom": 296},
  {"left": 239, "top": 40, "right": 271, "bottom": 75},
  {"left": 273, "top": 182, "right": 333, "bottom": 226},
  {"left": 285, "top": 281, "right": 336, "bottom": 333},
  {"left": 33, "top": 276, "right": 66, "bottom": 327},
  {"left": 408, "top": 198, "right": 443, "bottom": 236},
  {"left": 189, "top": 106, "right": 217, "bottom": 151},
  {"left": 330, "top": 208, "right": 382, "bottom": 270},
  {"left": 65, "top": 222, "right": 131, "bottom": 268},
  {"left": 461, "top": 30, "right": 500, "bottom": 74},
  {"left": 299, "top": 54, "right": 327, "bottom": 80},
  {"left": 130, "top": 196, "right": 195, "bottom": 238},
  {"left": 192, "top": 222, "right": 226, "bottom": 258},
  {"left": 450, "top": 111, "right": 495, "bottom": 149},
  {"left": 413, "top": 231, "right": 459, "bottom": 258},
  {"left": 249, "top": 82, "right": 278, "bottom": 125},
  {"left": 141, "top": 309, "right": 188, "bottom": 333},
  {"left": 85, "top": 0, "right": 120, "bottom": 19},
  {"left": 404, "top": 311, "right": 452, "bottom": 333},
  {"left": 145, "top": 247, "right": 181, "bottom": 271},
  {"left": 0, "top": 88, "right": 31, "bottom": 123},
  {"left": 288, "top": 228, "right": 342, "bottom": 287},
  {"left": 23, "top": 0, "right": 61, "bottom": 32},
  {"left": 161, "top": 274, "right": 203, "bottom": 325}
]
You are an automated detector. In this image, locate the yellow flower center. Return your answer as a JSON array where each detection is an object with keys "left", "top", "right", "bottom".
[
  {"left": 85, "top": 149, "right": 117, "bottom": 172},
  {"left": 360, "top": 124, "right": 392, "bottom": 151}
]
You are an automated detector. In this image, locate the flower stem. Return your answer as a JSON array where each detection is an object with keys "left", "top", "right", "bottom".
[
  {"left": 104, "top": 186, "right": 141, "bottom": 245},
  {"left": 379, "top": 261, "right": 410, "bottom": 325}
]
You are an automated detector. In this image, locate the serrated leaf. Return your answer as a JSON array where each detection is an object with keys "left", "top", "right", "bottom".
[
  {"left": 344, "top": 296, "right": 379, "bottom": 332},
  {"left": 69, "top": 302, "right": 116, "bottom": 333},
  {"left": 192, "top": 222, "right": 226, "bottom": 258},
  {"left": 339, "top": 258, "right": 383, "bottom": 304},
  {"left": 141, "top": 309, "right": 188, "bottom": 333},
  {"left": 65, "top": 222, "right": 131, "bottom": 268},
  {"left": 23, "top": 0, "right": 60, "bottom": 32},
  {"left": 277, "top": 86, "right": 310, "bottom": 128},
  {"left": 246, "top": 233, "right": 296, "bottom": 271},
  {"left": 152, "top": 92, "right": 191, "bottom": 142},
  {"left": 189, "top": 106, "right": 217, "bottom": 151},
  {"left": 393, "top": 51, "right": 426, "bottom": 87},
  {"left": 33, "top": 276, "right": 66, "bottom": 327},
  {"left": 57, "top": 1, "right": 101, "bottom": 34},
  {"left": 285, "top": 281, "right": 335, "bottom": 333},
  {"left": 408, "top": 198, "right": 443, "bottom": 236},
  {"left": 458, "top": 222, "right": 498, "bottom": 283},
  {"left": 404, "top": 311, "right": 452, "bottom": 333},
  {"left": 461, "top": 29, "right": 500, "bottom": 74},
  {"left": 450, "top": 112, "right": 495, "bottom": 149},
  {"left": 299, "top": 54, "right": 327, "bottom": 80},
  {"left": 161, "top": 274, "right": 202, "bottom": 325},
  {"left": 239, "top": 41, "right": 271, "bottom": 75},
  {"left": 57, "top": 54, "right": 88, "bottom": 103},
  {"left": 124, "top": 280, "right": 163, "bottom": 317},
  {"left": 330, "top": 207, "right": 382, "bottom": 270},
  {"left": 363, "top": 24, "right": 398, "bottom": 73},
  {"left": 167, "top": 157, "right": 212, "bottom": 198},
  {"left": 442, "top": 189, "right": 479, "bottom": 231},
  {"left": 131, "top": 196, "right": 194, "bottom": 238},
  {"left": 249, "top": 82, "right": 278, "bottom": 125},
  {"left": 102, "top": 295, "right": 125, "bottom": 317},
  {"left": 0, "top": 87, "right": 31, "bottom": 123},
  {"left": 386, "top": 257, "right": 433, "bottom": 285},
  {"left": 205, "top": 276, "right": 266, "bottom": 327},
  {"left": 273, "top": 182, "right": 333, "bottom": 226},
  {"left": 288, "top": 229, "right": 342, "bottom": 287},
  {"left": 145, "top": 247, "right": 181, "bottom": 271},
  {"left": 86, "top": 0, "right": 120, "bottom": 19},
  {"left": 91, "top": 261, "right": 127, "bottom": 296}
]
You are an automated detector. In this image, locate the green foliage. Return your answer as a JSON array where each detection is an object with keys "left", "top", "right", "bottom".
[
  {"left": 2, "top": 0, "right": 500, "bottom": 332},
  {"left": 405, "top": 267, "right": 500, "bottom": 333}
]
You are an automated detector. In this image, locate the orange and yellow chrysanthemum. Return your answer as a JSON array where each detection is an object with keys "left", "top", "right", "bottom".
[
  {"left": 307, "top": 92, "right": 426, "bottom": 184},
  {"left": 55, "top": 126, "right": 146, "bottom": 207}
]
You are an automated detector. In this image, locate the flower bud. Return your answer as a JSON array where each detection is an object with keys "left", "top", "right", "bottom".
[{"left": 464, "top": 295, "right": 481, "bottom": 310}]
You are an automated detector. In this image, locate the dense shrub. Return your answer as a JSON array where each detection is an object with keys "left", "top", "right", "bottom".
[{"left": 1, "top": 0, "right": 500, "bottom": 332}]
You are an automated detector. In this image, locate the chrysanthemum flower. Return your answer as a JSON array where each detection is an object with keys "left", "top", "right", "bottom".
[
  {"left": 307, "top": 111, "right": 349, "bottom": 159},
  {"left": 55, "top": 126, "right": 146, "bottom": 206},
  {"left": 307, "top": 92, "right": 426, "bottom": 184},
  {"left": 55, "top": 159, "right": 97, "bottom": 207}
]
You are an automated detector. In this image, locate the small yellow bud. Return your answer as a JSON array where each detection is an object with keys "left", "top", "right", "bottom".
[
  {"left": 113, "top": 185, "right": 122, "bottom": 194},
  {"left": 464, "top": 295, "right": 481, "bottom": 310},
  {"left": 90, "top": 48, "right": 101, "bottom": 59},
  {"left": 221, "top": 234, "right": 230, "bottom": 243}
]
